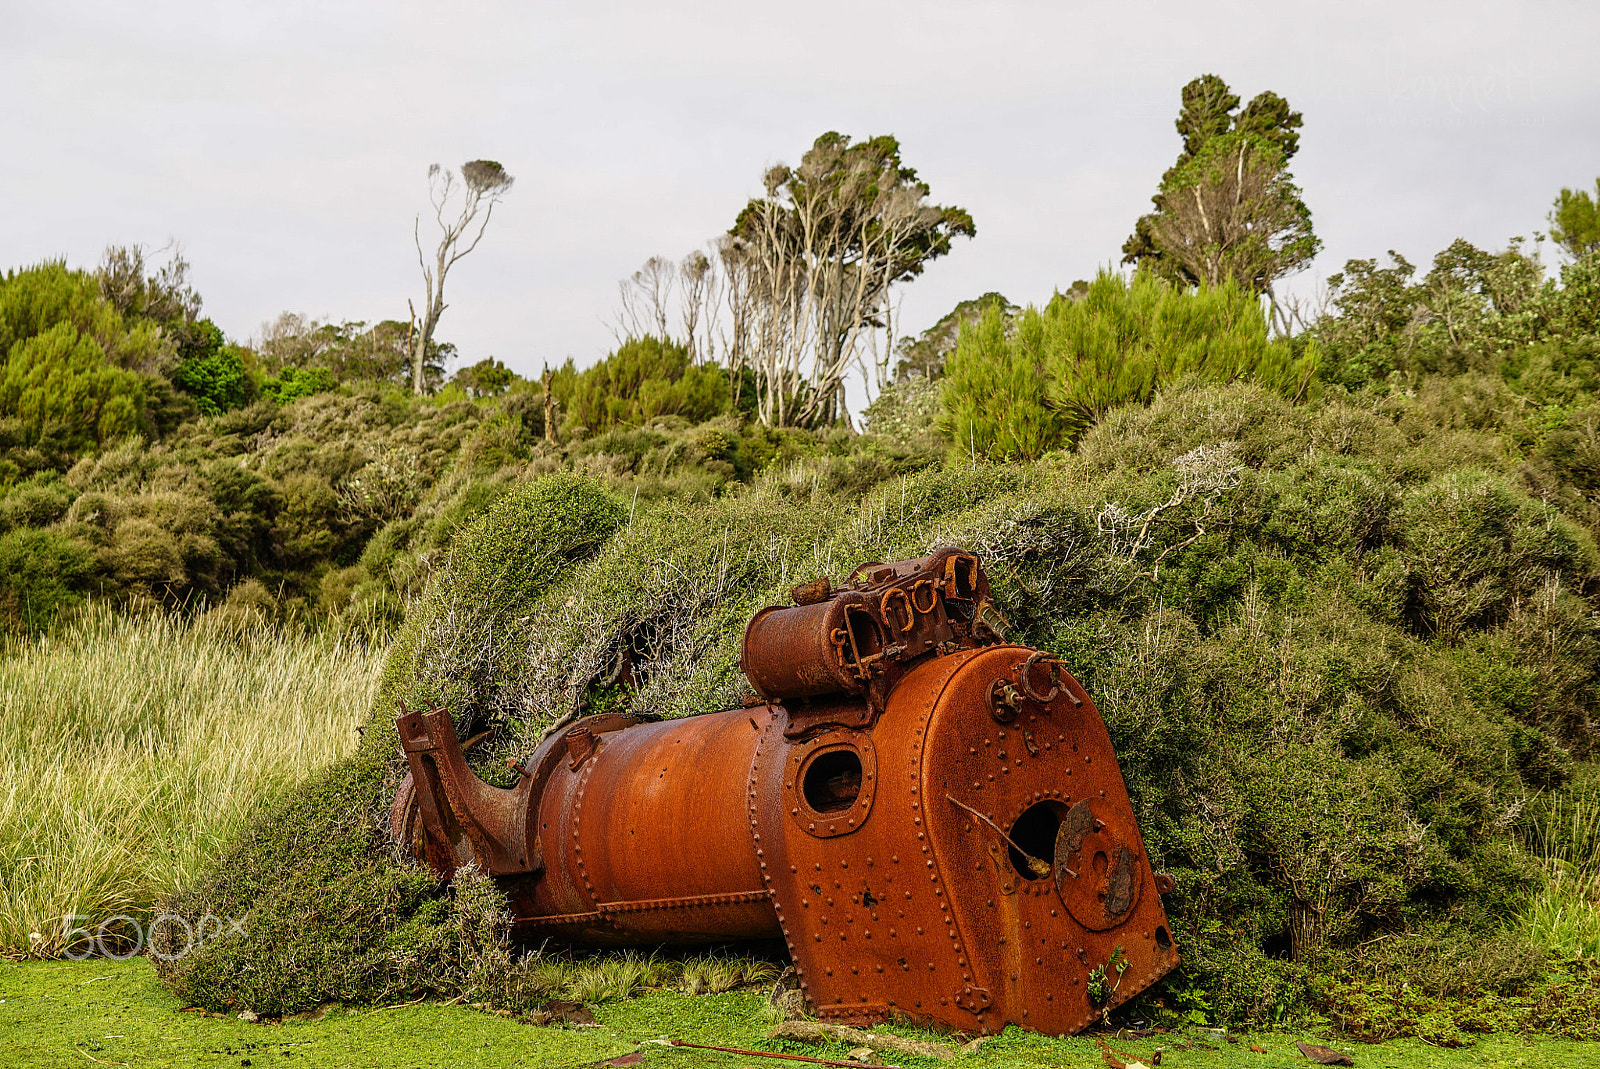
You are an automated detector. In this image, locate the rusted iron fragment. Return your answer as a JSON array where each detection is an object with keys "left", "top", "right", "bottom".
[
  {"left": 1297, "top": 1042, "right": 1354, "bottom": 1066},
  {"left": 391, "top": 549, "right": 1178, "bottom": 1036}
]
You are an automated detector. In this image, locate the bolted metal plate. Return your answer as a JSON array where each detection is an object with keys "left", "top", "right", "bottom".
[
  {"left": 1054, "top": 798, "right": 1144, "bottom": 932},
  {"left": 785, "top": 729, "right": 877, "bottom": 838}
]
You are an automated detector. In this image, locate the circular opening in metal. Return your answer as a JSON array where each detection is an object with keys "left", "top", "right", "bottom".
[
  {"left": 1155, "top": 925, "right": 1173, "bottom": 950},
  {"left": 1008, "top": 800, "right": 1067, "bottom": 880},
  {"left": 802, "top": 749, "right": 862, "bottom": 813}
]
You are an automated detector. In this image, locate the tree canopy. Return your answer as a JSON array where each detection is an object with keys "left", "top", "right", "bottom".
[
  {"left": 1123, "top": 75, "right": 1317, "bottom": 299},
  {"left": 893, "top": 291, "right": 1017, "bottom": 381},
  {"left": 1550, "top": 178, "right": 1600, "bottom": 260},
  {"left": 726, "top": 132, "right": 975, "bottom": 425}
]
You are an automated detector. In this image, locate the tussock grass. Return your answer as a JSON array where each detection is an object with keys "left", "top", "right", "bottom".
[
  {"left": 1523, "top": 789, "right": 1600, "bottom": 959},
  {"left": 0, "top": 607, "right": 382, "bottom": 957}
]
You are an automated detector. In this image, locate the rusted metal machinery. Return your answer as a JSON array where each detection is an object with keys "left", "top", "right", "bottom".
[{"left": 391, "top": 549, "right": 1179, "bottom": 1035}]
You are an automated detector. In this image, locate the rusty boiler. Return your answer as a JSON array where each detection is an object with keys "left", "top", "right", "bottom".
[{"left": 390, "top": 548, "right": 1179, "bottom": 1035}]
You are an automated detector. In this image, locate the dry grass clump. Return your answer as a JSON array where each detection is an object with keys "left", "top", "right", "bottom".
[{"left": 0, "top": 607, "right": 382, "bottom": 957}]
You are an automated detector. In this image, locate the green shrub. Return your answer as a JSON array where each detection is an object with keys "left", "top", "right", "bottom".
[
  {"left": 0, "top": 476, "right": 72, "bottom": 532},
  {"left": 0, "top": 262, "right": 169, "bottom": 458},
  {"left": 941, "top": 270, "right": 1316, "bottom": 460},
  {"left": 556, "top": 336, "right": 730, "bottom": 435},
  {"left": 0, "top": 526, "right": 94, "bottom": 630},
  {"left": 261, "top": 365, "right": 338, "bottom": 404},
  {"left": 171, "top": 321, "right": 253, "bottom": 415},
  {"left": 861, "top": 376, "right": 944, "bottom": 443}
]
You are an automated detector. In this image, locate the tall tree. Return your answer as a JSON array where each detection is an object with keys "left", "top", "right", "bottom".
[
  {"left": 1149, "top": 134, "right": 1320, "bottom": 295},
  {"left": 1123, "top": 75, "right": 1316, "bottom": 311},
  {"left": 1549, "top": 178, "right": 1600, "bottom": 260},
  {"left": 409, "top": 160, "right": 514, "bottom": 394},
  {"left": 724, "top": 132, "right": 974, "bottom": 426}
]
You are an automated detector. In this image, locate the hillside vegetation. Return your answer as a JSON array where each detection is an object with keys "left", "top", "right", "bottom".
[{"left": 5, "top": 145, "right": 1600, "bottom": 1041}]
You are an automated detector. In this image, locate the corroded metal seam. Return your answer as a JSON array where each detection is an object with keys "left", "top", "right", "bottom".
[{"left": 515, "top": 889, "right": 775, "bottom": 927}]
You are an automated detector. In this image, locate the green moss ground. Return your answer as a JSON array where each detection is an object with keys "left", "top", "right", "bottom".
[{"left": 5, "top": 959, "right": 1599, "bottom": 1069}]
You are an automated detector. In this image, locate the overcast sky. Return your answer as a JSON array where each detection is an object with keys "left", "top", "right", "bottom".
[{"left": 4, "top": 0, "right": 1597, "bottom": 402}]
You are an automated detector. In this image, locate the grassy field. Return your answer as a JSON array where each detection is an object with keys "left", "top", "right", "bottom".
[
  {"left": 6, "top": 957, "right": 1600, "bottom": 1069},
  {"left": 0, "top": 609, "right": 383, "bottom": 958}
]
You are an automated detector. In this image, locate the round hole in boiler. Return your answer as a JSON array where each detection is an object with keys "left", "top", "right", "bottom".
[
  {"left": 802, "top": 749, "right": 863, "bottom": 813},
  {"left": 1007, "top": 800, "right": 1067, "bottom": 880}
]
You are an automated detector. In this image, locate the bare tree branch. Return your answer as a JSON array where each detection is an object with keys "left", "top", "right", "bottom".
[{"left": 408, "top": 160, "right": 514, "bottom": 394}]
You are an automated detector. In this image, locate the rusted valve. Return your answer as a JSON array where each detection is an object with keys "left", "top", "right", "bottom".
[{"left": 390, "top": 548, "right": 1178, "bottom": 1036}]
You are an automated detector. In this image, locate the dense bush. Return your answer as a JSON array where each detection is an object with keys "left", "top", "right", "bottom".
[
  {"left": 553, "top": 335, "right": 732, "bottom": 435},
  {"left": 1317, "top": 243, "right": 1598, "bottom": 389},
  {"left": 0, "top": 263, "right": 174, "bottom": 463},
  {"left": 940, "top": 270, "right": 1316, "bottom": 460},
  {"left": 170, "top": 320, "right": 254, "bottom": 414}
]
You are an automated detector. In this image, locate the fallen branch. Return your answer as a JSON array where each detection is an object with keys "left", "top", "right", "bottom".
[
  {"left": 669, "top": 1038, "right": 902, "bottom": 1068},
  {"left": 770, "top": 1020, "right": 957, "bottom": 1061}
]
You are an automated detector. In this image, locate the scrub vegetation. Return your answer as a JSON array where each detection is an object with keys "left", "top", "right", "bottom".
[{"left": 5, "top": 74, "right": 1600, "bottom": 1054}]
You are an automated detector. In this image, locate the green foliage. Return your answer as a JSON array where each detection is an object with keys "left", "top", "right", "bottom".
[
  {"left": 1, "top": 260, "right": 139, "bottom": 355},
  {"left": 0, "top": 262, "right": 167, "bottom": 458},
  {"left": 1150, "top": 133, "right": 1320, "bottom": 290},
  {"left": 1550, "top": 178, "right": 1600, "bottom": 260},
  {"left": 892, "top": 291, "right": 1017, "bottom": 381},
  {"left": 557, "top": 336, "right": 729, "bottom": 435},
  {"left": 255, "top": 315, "right": 443, "bottom": 388},
  {"left": 0, "top": 525, "right": 94, "bottom": 629},
  {"left": 1125, "top": 75, "right": 1314, "bottom": 290},
  {"left": 377, "top": 473, "right": 626, "bottom": 725},
  {"left": 938, "top": 304, "right": 1062, "bottom": 461},
  {"left": 1327, "top": 958, "right": 1600, "bottom": 1045},
  {"left": 1318, "top": 242, "right": 1598, "bottom": 390},
  {"left": 1, "top": 323, "right": 148, "bottom": 449},
  {"left": 730, "top": 131, "right": 976, "bottom": 288},
  {"left": 95, "top": 243, "right": 201, "bottom": 325},
  {"left": 261, "top": 364, "right": 338, "bottom": 404},
  {"left": 449, "top": 356, "right": 519, "bottom": 398},
  {"left": 1519, "top": 783, "right": 1600, "bottom": 959},
  {"left": 940, "top": 270, "right": 1316, "bottom": 459},
  {"left": 171, "top": 320, "right": 253, "bottom": 415},
  {"left": 154, "top": 748, "right": 446, "bottom": 1013},
  {"left": 861, "top": 376, "right": 942, "bottom": 443}
]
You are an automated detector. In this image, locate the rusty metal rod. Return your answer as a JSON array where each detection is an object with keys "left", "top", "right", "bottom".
[
  {"left": 945, "top": 793, "right": 1052, "bottom": 877},
  {"left": 669, "top": 1039, "right": 902, "bottom": 1068}
]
